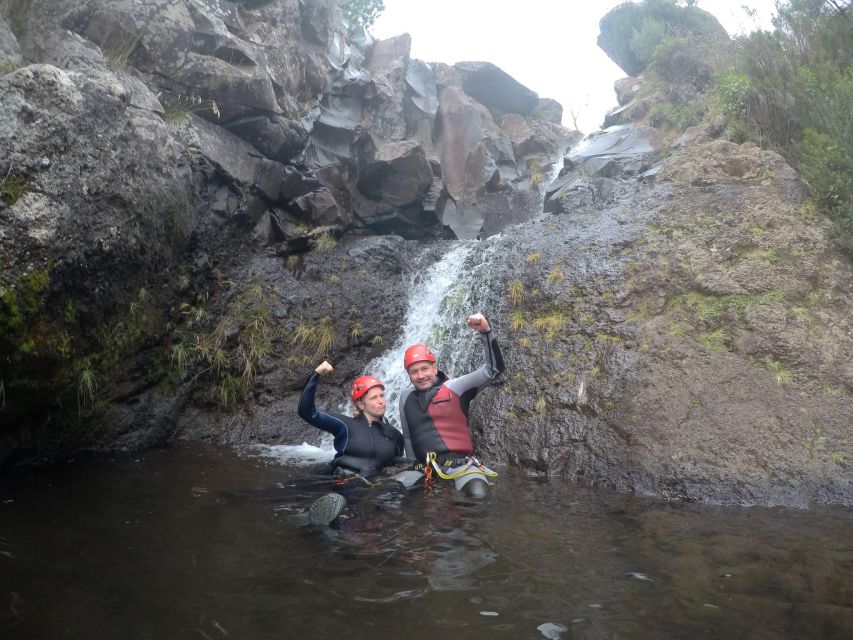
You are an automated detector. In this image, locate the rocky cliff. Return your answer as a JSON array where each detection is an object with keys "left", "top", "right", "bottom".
[
  {"left": 1, "top": 1, "right": 850, "bottom": 507},
  {"left": 0, "top": 0, "right": 576, "bottom": 460}
]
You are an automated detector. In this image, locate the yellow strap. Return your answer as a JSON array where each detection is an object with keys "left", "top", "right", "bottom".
[{"left": 425, "top": 451, "right": 498, "bottom": 480}]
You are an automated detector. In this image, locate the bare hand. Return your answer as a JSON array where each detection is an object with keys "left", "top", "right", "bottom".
[
  {"left": 315, "top": 361, "right": 334, "bottom": 376},
  {"left": 466, "top": 313, "right": 491, "bottom": 333}
]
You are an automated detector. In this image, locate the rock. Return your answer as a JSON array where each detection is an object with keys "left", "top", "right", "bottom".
[
  {"left": 469, "top": 165, "right": 853, "bottom": 506},
  {"left": 434, "top": 84, "right": 516, "bottom": 238},
  {"left": 533, "top": 98, "right": 563, "bottom": 125},
  {"left": 660, "top": 138, "right": 799, "bottom": 185},
  {"left": 602, "top": 92, "right": 663, "bottom": 128},
  {"left": 181, "top": 115, "right": 287, "bottom": 203},
  {"left": 405, "top": 58, "right": 440, "bottom": 152},
  {"left": 598, "top": 3, "right": 728, "bottom": 76},
  {"left": 280, "top": 166, "right": 322, "bottom": 201},
  {"left": 614, "top": 76, "right": 642, "bottom": 106},
  {"left": 453, "top": 61, "right": 539, "bottom": 117},
  {"left": 357, "top": 139, "right": 433, "bottom": 207},
  {"left": 0, "top": 15, "right": 22, "bottom": 70},
  {"left": 225, "top": 114, "right": 308, "bottom": 164},
  {"left": 365, "top": 34, "right": 411, "bottom": 140},
  {"left": 0, "top": 62, "right": 196, "bottom": 442},
  {"left": 290, "top": 187, "right": 348, "bottom": 227}
]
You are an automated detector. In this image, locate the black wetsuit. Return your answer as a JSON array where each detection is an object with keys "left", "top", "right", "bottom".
[{"left": 298, "top": 373, "right": 404, "bottom": 478}]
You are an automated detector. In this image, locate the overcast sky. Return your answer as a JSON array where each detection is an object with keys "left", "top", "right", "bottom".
[{"left": 372, "top": 0, "right": 779, "bottom": 133}]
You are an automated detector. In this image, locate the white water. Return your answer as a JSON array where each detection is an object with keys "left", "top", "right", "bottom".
[
  {"left": 365, "top": 241, "right": 477, "bottom": 427},
  {"left": 251, "top": 148, "right": 570, "bottom": 465},
  {"left": 250, "top": 241, "right": 479, "bottom": 465}
]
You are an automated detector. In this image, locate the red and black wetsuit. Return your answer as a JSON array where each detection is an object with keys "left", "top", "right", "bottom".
[{"left": 399, "top": 331, "right": 504, "bottom": 463}]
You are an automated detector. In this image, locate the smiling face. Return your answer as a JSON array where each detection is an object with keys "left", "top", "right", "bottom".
[
  {"left": 356, "top": 386, "right": 386, "bottom": 421},
  {"left": 407, "top": 361, "right": 439, "bottom": 391}
]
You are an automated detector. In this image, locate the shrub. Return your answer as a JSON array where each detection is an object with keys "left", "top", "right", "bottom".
[
  {"left": 798, "top": 129, "right": 853, "bottom": 251},
  {"left": 339, "top": 0, "right": 384, "bottom": 28}
]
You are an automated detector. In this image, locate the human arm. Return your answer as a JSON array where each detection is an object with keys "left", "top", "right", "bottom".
[
  {"left": 398, "top": 387, "right": 416, "bottom": 461},
  {"left": 296, "top": 367, "right": 348, "bottom": 443},
  {"left": 444, "top": 318, "right": 504, "bottom": 398}
]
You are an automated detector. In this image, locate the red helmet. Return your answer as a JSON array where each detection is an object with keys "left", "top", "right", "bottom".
[
  {"left": 404, "top": 344, "right": 436, "bottom": 369},
  {"left": 351, "top": 375, "right": 384, "bottom": 403}
]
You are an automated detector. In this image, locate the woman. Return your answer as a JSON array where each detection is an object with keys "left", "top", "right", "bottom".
[{"left": 295, "top": 361, "right": 404, "bottom": 525}]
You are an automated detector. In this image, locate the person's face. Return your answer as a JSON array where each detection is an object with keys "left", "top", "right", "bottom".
[
  {"left": 407, "top": 361, "right": 438, "bottom": 391},
  {"left": 357, "top": 386, "right": 386, "bottom": 420}
]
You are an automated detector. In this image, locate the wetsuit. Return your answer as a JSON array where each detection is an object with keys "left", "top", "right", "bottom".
[
  {"left": 298, "top": 373, "right": 404, "bottom": 478},
  {"left": 396, "top": 330, "right": 504, "bottom": 491}
]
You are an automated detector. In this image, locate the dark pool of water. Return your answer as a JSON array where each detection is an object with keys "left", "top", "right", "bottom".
[{"left": 1, "top": 444, "right": 851, "bottom": 640}]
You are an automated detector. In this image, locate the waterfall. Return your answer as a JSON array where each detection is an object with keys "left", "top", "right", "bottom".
[
  {"left": 365, "top": 240, "right": 477, "bottom": 427},
  {"left": 248, "top": 149, "right": 568, "bottom": 464}
]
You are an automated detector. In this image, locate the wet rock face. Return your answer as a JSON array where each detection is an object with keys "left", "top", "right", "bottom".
[
  {"left": 174, "top": 235, "right": 414, "bottom": 446},
  {"left": 1, "top": 0, "right": 579, "bottom": 463},
  {"left": 466, "top": 134, "right": 852, "bottom": 507},
  {"left": 0, "top": 63, "right": 197, "bottom": 451}
]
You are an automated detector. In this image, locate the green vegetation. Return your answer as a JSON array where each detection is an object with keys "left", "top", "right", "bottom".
[
  {"left": 546, "top": 267, "right": 566, "bottom": 283},
  {"left": 506, "top": 279, "right": 525, "bottom": 306},
  {"left": 162, "top": 96, "right": 221, "bottom": 124},
  {"left": 290, "top": 316, "right": 335, "bottom": 359},
  {"left": 670, "top": 290, "right": 786, "bottom": 320},
  {"left": 533, "top": 310, "right": 568, "bottom": 340},
  {"left": 171, "top": 282, "right": 278, "bottom": 406},
  {"left": 764, "top": 359, "right": 792, "bottom": 386},
  {"left": 339, "top": 0, "right": 385, "bottom": 28},
  {"left": 509, "top": 310, "right": 527, "bottom": 331},
  {"left": 1, "top": 166, "right": 28, "bottom": 206},
  {"left": 314, "top": 233, "right": 338, "bottom": 252},
  {"left": 629, "top": 0, "right": 853, "bottom": 252},
  {"left": 77, "top": 363, "right": 97, "bottom": 416}
]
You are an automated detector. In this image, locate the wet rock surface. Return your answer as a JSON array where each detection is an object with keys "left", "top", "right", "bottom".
[
  {"left": 465, "top": 134, "right": 852, "bottom": 507},
  {"left": 1, "top": 0, "right": 575, "bottom": 463}
]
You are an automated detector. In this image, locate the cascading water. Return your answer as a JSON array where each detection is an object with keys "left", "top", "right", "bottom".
[
  {"left": 251, "top": 148, "right": 570, "bottom": 464},
  {"left": 362, "top": 240, "right": 478, "bottom": 427}
]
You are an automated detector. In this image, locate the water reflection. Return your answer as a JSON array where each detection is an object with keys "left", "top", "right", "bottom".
[{"left": 0, "top": 444, "right": 851, "bottom": 640}]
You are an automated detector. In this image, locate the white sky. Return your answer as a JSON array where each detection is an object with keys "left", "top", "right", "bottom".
[{"left": 371, "top": 0, "right": 778, "bottom": 133}]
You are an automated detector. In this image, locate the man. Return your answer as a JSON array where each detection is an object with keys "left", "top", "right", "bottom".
[{"left": 395, "top": 313, "right": 505, "bottom": 498}]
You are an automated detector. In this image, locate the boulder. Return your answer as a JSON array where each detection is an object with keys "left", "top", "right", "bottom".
[
  {"left": 289, "top": 187, "right": 349, "bottom": 226},
  {"left": 180, "top": 115, "right": 287, "bottom": 203},
  {"left": 614, "top": 76, "right": 642, "bottom": 106},
  {"left": 597, "top": 2, "right": 728, "bottom": 76},
  {"left": 364, "top": 34, "right": 411, "bottom": 140},
  {"left": 660, "top": 138, "right": 799, "bottom": 185},
  {"left": 532, "top": 98, "right": 563, "bottom": 125},
  {"left": 0, "top": 63, "right": 195, "bottom": 438},
  {"left": 356, "top": 139, "right": 433, "bottom": 207},
  {"left": 453, "top": 61, "right": 539, "bottom": 117},
  {"left": 404, "top": 58, "right": 440, "bottom": 153}
]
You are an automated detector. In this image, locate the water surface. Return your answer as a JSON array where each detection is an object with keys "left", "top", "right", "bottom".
[{"left": 1, "top": 444, "right": 851, "bottom": 639}]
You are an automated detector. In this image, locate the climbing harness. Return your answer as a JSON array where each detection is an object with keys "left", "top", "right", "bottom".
[
  {"left": 418, "top": 451, "right": 498, "bottom": 493},
  {"left": 333, "top": 473, "right": 379, "bottom": 488},
  {"left": 423, "top": 460, "right": 435, "bottom": 494}
]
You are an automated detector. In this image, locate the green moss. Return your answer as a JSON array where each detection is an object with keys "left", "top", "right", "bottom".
[
  {"left": 1, "top": 168, "right": 29, "bottom": 205},
  {"left": 669, "top": 290, "right": 786, "bottom": 320}
]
